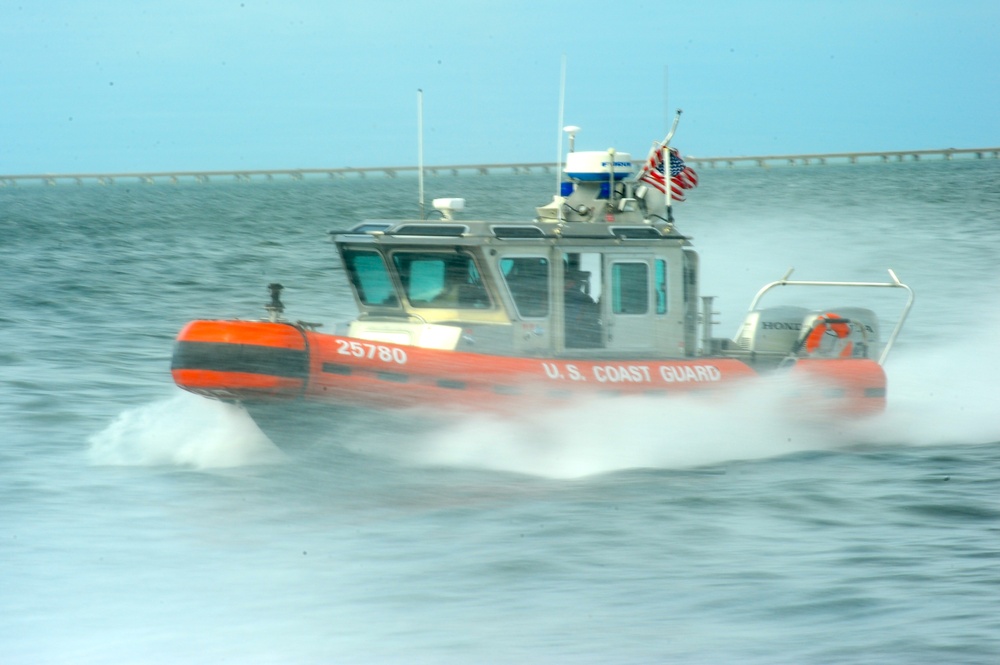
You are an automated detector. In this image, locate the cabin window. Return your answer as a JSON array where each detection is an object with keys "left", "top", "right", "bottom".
[
  {"left": 683, "top": 252, "right": 697, "bottom": 306},
  {"left": 342, "top": 249, "right": 399, "bottom": 307},
  {"left": 656, "top": 259, "right": 668, "bottom": 314},
  {"left": 499, "top": 257, "right": 549, "bottom": 318},
  {"left": 558, "top": 252, "right": 603, "bottom": 348},
  {"left": 392, "top": 252, "right": 491, "bottom": 309},
  {"left": 566, "top": 252, "right": 603, "bottom": 303},
  {"left": 611, "top": 262, "right": 649, "bottom": 314}
]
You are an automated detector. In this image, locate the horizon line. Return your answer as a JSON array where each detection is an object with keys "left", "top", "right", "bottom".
[{"left": 3, "top": 146, "right": 998, "bottom": 184}]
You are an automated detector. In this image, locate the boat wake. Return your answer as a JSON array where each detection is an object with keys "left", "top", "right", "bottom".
[
  {"left": 859, "top": 343, "right": 1000, "bottom": 448},
  {"left": 371, "top": 376, "right": 859, "bottom": 479},
  {"left": 87, "top": 336, "right": 1000, "bottom": 478},
  {"left": 370, "top": 342, "right": 1000, "bottom": 479},
  {"left": 87, "top": 390, "right": 284, "bottom": 470}
]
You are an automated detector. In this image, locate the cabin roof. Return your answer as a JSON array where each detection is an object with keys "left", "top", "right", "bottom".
[{"left": 331, "top": 218, "right": 691, "bottom": 246}]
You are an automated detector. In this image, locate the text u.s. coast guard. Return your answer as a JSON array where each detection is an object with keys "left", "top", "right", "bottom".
[{"left": 541, "top": 362, "right": 722, "bottom": 383}]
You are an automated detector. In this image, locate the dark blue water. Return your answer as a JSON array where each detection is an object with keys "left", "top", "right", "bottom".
[{"left": 2, "top": 161, "right": 1000, "bottom": 663}]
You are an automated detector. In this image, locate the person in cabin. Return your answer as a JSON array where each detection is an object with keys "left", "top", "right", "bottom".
[
  {"left": 563, "top": 269, "right": 602, "bottom": 348},
  {"left": 503, "top": 257, "right": 549, "bottom": 317},
  {"left": 433, "top": 257, "right": 489, "bottom": 308}
]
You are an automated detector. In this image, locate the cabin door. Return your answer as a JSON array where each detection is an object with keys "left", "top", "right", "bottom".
[{"left": 603, "top": 255, "right": 660, "bottom": 351}]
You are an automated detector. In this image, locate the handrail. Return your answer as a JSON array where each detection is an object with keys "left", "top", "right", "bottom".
[{"left": 746, "top": 268, "right": 914, "bottom": 365}]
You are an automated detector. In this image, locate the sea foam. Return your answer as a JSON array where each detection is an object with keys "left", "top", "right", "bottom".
[{"left": 88, "top": 390, "right": 284, "bottom": 469}]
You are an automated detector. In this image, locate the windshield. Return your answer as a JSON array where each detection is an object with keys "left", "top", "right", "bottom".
[
  {"left": 392, "top": 251, "right": 491, "bottom": 309},
  {"left": 342, "top": 248, "right": 400, "bottom": 307}
]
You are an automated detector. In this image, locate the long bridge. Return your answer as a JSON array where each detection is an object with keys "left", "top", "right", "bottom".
[{"left": 1, "top": 146, "right": 997, "bottom": 186}]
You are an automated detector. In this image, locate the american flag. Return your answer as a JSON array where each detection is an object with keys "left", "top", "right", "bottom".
[{"left": 638, "top": 145, "right": 699, "bottom": 201}]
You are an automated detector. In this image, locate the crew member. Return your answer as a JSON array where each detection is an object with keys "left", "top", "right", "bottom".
[{"left": 564, "top": 269, "right": 601, "bottom": 348}]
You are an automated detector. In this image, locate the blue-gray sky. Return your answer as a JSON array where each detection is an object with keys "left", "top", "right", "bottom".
[{"left": 3, "top": 0, "right": 997, "bottom": 174}]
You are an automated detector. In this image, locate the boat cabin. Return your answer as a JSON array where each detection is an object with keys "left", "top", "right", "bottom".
[{"left": 333, "top": 152, "right": 703, "bottom": 359}]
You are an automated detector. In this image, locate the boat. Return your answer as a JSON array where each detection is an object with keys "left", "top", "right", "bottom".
[{"left": 171, "top": 118, "right": 913, "bottom": 441}]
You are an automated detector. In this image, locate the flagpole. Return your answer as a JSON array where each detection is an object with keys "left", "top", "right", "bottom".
[
  {"left": 663, "top": 144, "right": 672, "bottom": 222},
  {"left": 664, "top": 109, "right": 681, "bottom": 223}
]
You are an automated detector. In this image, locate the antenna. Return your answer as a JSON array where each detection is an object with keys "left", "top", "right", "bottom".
[
  {"left": 664, "top": 108, "right": 682, "bottom": 145},
  {"left": 556, "top": 54, "right": 567, "bottom": 217},
  {"left": 560, "top": 125, "right": 579, "bottom": 225},
  {"left": 564, "top": 125, "right": 580, "bottom": 152},
  {"left": 663, "top": 65, "right": 669, "bottom": 136},
  {"left": 417, "top": 88, "right": 425, "bottom": 220}
]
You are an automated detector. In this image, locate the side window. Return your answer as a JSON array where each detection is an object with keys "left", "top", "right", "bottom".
[
  {"left": 500, "top": 257, "right": 549, "bottom": 317},
  {"left": 611, "top": 262, "right": 649, "bottom": 314},
  {"left": 393, "top": 252, "right": 491, "bottom": 309},
  {"left": 342, "top": 249, "right": 399, "bottom": 307},
  {"left": 656, "top": 259, "right": 667, "bottom": 314}
]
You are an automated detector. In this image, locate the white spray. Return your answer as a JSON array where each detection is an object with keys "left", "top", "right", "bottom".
[{"left": 88, "top": 390, "right": 284, "bottom": 469}]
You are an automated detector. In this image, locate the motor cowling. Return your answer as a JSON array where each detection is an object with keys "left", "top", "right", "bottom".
[{"left": 734, "top": 306, "right": 810, "bottom": 354}]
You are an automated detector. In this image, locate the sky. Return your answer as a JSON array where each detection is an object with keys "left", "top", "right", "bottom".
[{"left": 2, "top": 0, "right": 998, "bottom": 174}]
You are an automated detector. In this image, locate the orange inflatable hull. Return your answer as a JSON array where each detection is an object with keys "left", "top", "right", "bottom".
[{"left": 171, "top": 320, "right": 887, "bottom": 419}]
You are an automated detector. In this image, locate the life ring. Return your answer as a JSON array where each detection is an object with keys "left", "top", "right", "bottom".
[{"left": 803, "top": 312, "right": 854, "bottom": 357}]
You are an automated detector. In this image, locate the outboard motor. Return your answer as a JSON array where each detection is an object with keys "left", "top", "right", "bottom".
[
  {"left": 734, "top": 306, "right": 810, "bottom": 354},
  {"left": 736, "top": 305, "right": 882, "bottom": 360}
]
